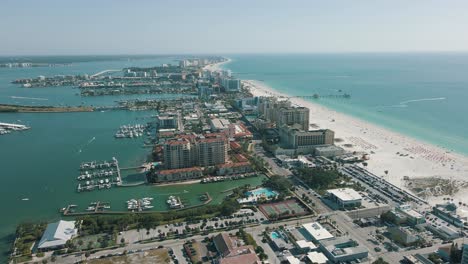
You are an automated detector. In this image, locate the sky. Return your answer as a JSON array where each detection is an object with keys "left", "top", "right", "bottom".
[{"left": 1, "top": 0, "right": 468, "bottom": 55}]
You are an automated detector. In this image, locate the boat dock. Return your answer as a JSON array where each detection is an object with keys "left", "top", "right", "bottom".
[
  {"left": 61, "top": 193, "right": 212, "bottom": 216},
  {"left": 60, "top": 201, "right": 111, "bottom": 215},
  {"left": 77, "top": 157, "right": 122, "bottom": 192}
]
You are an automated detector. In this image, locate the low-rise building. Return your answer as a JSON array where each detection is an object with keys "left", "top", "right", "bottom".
[
  {"left": 302, "top": 222, "right": 334, "bottom": 242},
  {"left": 156, "top": 167, "right": 203, "bottom": 182},
  {"left": 213, "top": 233, "right": 261, "bottom": 264},
  {"left": 388, "top": 226, "right": 421, "bottom": 246},
  {"left": 326, "top": 188, "right": 362, "bottom": 209},
  {"left": 216, "top": 162, "right": 253, "bottom": 176},
  {"left": 307, "top": 252, "right": 329, "bottom": 264},
  {"left": 433, "top": 202, "right": 467, "bottom": 228},
  {"left": 38, "top": 220, "right": 77, "bottom": 250},
  {"left": 314, "top": 145, "right": 345, "bottom": 157},
  {"left": 426, "top": 224, "right": 460, "bottom": 240},
  {"left": 396, "top": 204, "right": 426, "bottom": 225},
  {"left": 319, "top": 237, "right": 369, "bottom": 263}
]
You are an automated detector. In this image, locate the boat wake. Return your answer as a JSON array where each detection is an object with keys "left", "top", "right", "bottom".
[
  {"left": 10, "top": 96, "right": 48, "bottom": 101},
  {"left": 378, "top": 97, "right": 446, "bottom": 109},
  {"left": 76, "top": 137, "right": 96, "bottom": 154},
  {"left": 399, "top": 97, "right": 446, "bottom": 106}
]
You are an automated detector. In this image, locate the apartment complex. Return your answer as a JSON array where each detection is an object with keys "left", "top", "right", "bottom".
[{"left": 163, "top": 133, "right": 228, "bottom": 169}]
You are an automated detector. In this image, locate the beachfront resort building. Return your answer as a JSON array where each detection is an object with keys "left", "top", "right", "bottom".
[
  {"left": 276, "top": 106, "right": 310, "bottom": 131},
  {"left": 38, "top": 220, "right": 77, "bottom": 250},
  {"left": 258, "top": 97, "right": 291, "bottom": 123},
  {"left": 326, "top": 188, "right": 362, "bottom": 209},
  {"left": 277, "top": 124, "right": 335, "bottom": 155},
  {"left": 221, "top": 78, "right": 241, "bottom": 92}
]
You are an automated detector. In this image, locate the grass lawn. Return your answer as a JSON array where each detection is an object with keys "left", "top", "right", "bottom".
[{"left": 73, "top": 234, "right": 115, "bottom": 251}]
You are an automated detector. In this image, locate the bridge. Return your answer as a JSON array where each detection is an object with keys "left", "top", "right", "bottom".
[{"left": 90, "top": 69, "right": 121, "bottom": 78}]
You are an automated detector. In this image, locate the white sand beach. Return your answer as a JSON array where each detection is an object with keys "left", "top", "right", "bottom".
[
  {"left": 243, "top": 79, "right": 468, "bottom": 206},
  {"left": 203, "top": 58, "right": 232, "bottom": 71}
]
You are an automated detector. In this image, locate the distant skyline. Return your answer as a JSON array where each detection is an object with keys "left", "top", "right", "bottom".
[{"left": 2, "top": 0, "right": 468, "bottom": 55}]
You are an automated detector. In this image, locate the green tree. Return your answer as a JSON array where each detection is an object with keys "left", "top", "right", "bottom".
[{"left": 372, "top": 257, "right": 389, "bottom": 264}]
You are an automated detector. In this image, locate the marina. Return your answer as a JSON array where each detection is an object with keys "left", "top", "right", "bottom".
[
  {"left": 114, "top": 124, "right": 148, "bottom": 138},
  {"left": 166, "top": 195, "right": 184, "bottom": 209},
  {"left": 77, "top": 157, "right": 123, "bottom": 192},
  {"left": 126, "top": 197, "right": 154, "bottom": 211}
]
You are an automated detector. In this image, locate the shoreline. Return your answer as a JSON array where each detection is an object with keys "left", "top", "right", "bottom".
[
  {"left": 242, "top": 79, "right": 468, "bottom": 206},
  {"left": 203, "top": 58, "right": 232, "bottom": 71}
]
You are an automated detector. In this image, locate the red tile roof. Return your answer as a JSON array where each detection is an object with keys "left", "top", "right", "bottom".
[
  {"left": 157, "top": 167, "right": 202, "bottom": 175},
  {"left": 218, "top": 162, "right": 251, "bottom": 168}
]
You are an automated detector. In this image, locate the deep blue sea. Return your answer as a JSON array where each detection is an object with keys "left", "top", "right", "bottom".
[{"left": 223, "top": 53, "right": 468, "bottom": 156}]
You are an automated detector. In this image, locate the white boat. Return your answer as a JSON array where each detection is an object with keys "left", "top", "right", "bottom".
[
  {"left": 86, "top": 206, "right": 95, "bottom": 211},
  {"left": 21, "top": 198, "right": 29, "bottom": 201}
]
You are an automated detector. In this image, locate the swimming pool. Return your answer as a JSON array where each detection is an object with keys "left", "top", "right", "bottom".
[
  {"left": 246, "top": 187, "right": 278, "bottom": 197},
  {"left": 270, "top": 231, "right": 281, "bottom": 239}
]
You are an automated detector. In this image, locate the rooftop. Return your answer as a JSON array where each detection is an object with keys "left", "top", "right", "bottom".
[
  {"left": 327, "top": 188, "right": 362, "bottom": 202},
  {"left": 302, "top": 222, "right": 334, "bottom": 241},
  {"left": 307, "top": 252, "right": 328, "bottom": 264},
  {"left": 38, "top": 220, "right": 77, "bottom": 249},
  {"left": 157, "top": 167, "right": 202, "bottom": 175}
]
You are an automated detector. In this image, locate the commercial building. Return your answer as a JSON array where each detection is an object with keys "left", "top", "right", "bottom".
[
  {"left": 314, "top": 145, "right": 345, "bottom": 157},
  {"left": 38, "top": 220, "right": 77, "bottom": 250},
  {"left": 426, "top": 224, "right": 460, "bottom": 240},
  {"left": 433, "top": 202, "right": 468, "bottom": 227},
  {"left": 307, "top": 252, "right": 329, "bottom": 264},
  {"left": 209, "top": 118, "right": 231, "bottom": 133},
  {"left": 326, "top": 188, "right": 362, "bottom": 209},
  {"left": 302, "top": 222, "right": 334, "bottom": 242},
  {"left": 319, "top": 237, "right": 369, "bottom": 263},
  {"left": 295, "top": 240, "right": 318, "bottom": 252},
  {"left": 461, "top": 244, "right": 468, "bottom": 264},
  {"left": 388, "top": 226, "right": 420, "bottom": 246},
  {"left": 396, "top": 204, "right": 426, "bottom": 225},
  {"left": 155, "top": 167, "right": 203, "bottom": 182},
  {"left": 276, "top": 106, "right": 310, "bottom": 131}
]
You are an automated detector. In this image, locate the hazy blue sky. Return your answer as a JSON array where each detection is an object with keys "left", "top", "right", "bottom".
[{"left": 1, "top": 0, "right": 468, "bottom": 55}]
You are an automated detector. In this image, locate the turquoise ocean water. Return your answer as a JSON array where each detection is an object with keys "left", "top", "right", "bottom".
[
  {"left": 223, "top": 53, "right": 468, "bottom": 155},
  {"left": 1, "top": 53, "right": 468, "bottom": 260},
  {"left": 0, "top": 56, "right": 266, "bottom": 260}
]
